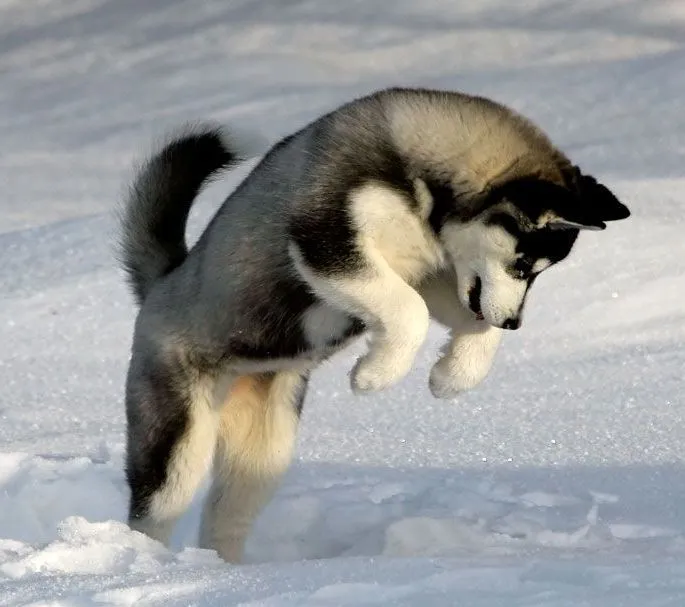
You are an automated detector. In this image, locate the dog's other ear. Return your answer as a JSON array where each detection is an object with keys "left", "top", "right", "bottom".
[
  {"left": 499, "top": 178, "right": 609, "bottom": 231},
  {"left": 546, "top": 216, "right": 605, "bottom": 231},
  {"left": 535, "top": 180, "right": 608, "bottom": 231},
  {"left": 572, "top": 168, "right": 631, "bottom": 222}
]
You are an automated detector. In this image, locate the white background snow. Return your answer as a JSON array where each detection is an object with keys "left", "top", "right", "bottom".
[{"left": 1, "top": 0, "right": 684, "bottom": 604}]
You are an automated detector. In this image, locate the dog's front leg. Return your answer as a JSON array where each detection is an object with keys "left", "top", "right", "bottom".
[
  {"left": 346, "top": 270, "right": 430, "bottom": 393},
  {"left": 418, "top": 270, "right": 502, "bottom": 399},
  {"left": 290, "top": 245, "right": 430, "bottom": 394}
]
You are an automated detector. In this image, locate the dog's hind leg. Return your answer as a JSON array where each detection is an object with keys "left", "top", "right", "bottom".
[
  {"left": 125, "top": 357, "right": 218, "bottom": 547},
  {"left": 199, "top": 370, "right": 308, "bottom": 563}
]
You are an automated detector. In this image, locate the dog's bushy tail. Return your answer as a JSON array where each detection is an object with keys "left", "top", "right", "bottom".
[{"left": 118, "top": 123, "right": 262, "bottom": 305}]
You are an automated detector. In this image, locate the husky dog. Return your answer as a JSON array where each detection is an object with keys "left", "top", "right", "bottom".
[{"left": 118, "top": 87, "right": 629, "bottom": 562}]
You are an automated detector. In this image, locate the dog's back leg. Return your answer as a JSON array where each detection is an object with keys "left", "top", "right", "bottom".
[
  {"left": 199, "top": 370, "right": 308, "bottom": 563},
  {"left": 125, "top": 355, "right": 218, "bottom": 547}
]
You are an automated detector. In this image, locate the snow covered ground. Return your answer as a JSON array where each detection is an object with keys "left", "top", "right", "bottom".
[{"left": 1, "top": 0, "right": 685, "bottom": 604}]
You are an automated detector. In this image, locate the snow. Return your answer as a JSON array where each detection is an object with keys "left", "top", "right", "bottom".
[{"left": 1, "top": 0, "right": 684, "bottom": 604}]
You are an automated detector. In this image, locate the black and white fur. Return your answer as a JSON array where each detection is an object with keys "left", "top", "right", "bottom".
[{"left": 117, "top": 87, "right": 630, "bottom": 562}]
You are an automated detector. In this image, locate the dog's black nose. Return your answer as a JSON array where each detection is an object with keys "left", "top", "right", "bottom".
[{"left": 502, "top": 317, "right": 521, "bottom": 330}]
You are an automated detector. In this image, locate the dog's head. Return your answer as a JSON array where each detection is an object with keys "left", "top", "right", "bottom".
[{"left": 438, "top": 169, "right": 630, "bottom": 329}]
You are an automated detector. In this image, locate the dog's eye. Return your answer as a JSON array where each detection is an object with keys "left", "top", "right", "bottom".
[{"left": 512, "top": 256, "right": 535, "bottom": 279}]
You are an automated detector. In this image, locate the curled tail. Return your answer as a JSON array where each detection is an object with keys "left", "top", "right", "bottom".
[{"left": 118, "top": 123, "right": 260, "bottom": 305}]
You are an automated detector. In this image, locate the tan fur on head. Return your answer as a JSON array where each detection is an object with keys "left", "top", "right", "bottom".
[{"left": 384, "top": 89, "right": 571, "bottom": 203}]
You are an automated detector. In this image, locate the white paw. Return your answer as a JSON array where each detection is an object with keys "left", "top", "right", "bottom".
[
  {"left": 428, "top": 356, "right": 487, "bottom": 400},
  {"left": 428, "top": 359, "right": 462, "bottom": 399},
  {"left": 350, "top": 354, "right": 410, "bottom": 394}
]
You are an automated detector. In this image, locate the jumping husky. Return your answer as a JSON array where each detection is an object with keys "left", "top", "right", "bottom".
[{"left": 118, "top": 87, "right": 629, "bottom": 562}]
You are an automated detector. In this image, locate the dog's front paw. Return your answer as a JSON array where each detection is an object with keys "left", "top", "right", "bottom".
[
  {"left": 428, "top": 358, "right": 462, "bottom": 399},
  {"left": 350, "top": 354, "right": 409, "bottom": 394},
  {"left": 428, "top": 330, "right": 502, "bottom": 400},
  {"left": 428, "top": 355, "right": 488, "bottom": 400}
]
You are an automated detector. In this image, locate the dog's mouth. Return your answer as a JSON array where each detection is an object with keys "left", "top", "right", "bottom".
[{"left": 468, "top": 277, "right": 484, "bottom": 321}]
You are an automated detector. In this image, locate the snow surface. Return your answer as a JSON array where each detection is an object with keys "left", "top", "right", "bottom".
[{"left": 1, "top": 0, "right": 685, "bottom": 604}]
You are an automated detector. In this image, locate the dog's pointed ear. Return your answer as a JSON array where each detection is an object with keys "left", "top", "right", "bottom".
[
  {"left": 537, "top": 181, "right": 608, "bottom": 231},
  {"left": 546, "top": 216, "right": 606, "bottom": 231},
  {"left": 499, "top": 178, "right": 610, "bottom": 231},
  {"left": 572, "top": 168, "right": 631, "bottom": 222}
]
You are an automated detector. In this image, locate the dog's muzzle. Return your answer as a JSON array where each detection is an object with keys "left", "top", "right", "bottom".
[{"left": 502, "top": 316, "right": 521, "bottom": 330}]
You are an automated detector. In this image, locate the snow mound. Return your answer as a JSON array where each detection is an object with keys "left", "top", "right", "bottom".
[{"left": 3, "top": 453, "right": 685, "bottom": 604}]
